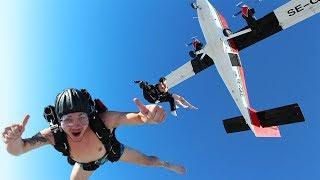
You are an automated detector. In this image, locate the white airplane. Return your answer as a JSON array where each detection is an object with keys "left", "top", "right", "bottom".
[{"left": 165, "top": 0, "right": 319, "bottom": 137}]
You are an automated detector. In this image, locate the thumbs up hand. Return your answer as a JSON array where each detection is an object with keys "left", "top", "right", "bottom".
[
  {"left": 133, "top": 98, "right": 166, "bottom": 124},
  {"left": 1, "top": 115, "right": 30, "bottom": 144}
]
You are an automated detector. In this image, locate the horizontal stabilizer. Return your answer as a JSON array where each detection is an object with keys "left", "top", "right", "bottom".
[
  {"left": 256, "top": 103, "right": 305, "bottom": 127},
  {"left": 223, "top": 116, "right": 250, "bottom": 133},
  {"left": 223, "top": 103, "right": 305, "bottom": 134}
]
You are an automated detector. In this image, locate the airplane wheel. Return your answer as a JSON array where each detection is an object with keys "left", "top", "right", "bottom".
[
  {"left": 191, "top": 3, "right": 197, "bottom": 9},
  {"left": 189, "top": 51, "right": 196, "bottom": 58},
  {"left": 223, "top": 28, "right": 232, "bottom": 37}
]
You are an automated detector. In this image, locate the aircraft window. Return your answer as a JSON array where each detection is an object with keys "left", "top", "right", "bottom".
[{"left": 228, "top": 53, "right": 241, "bottom": 66}]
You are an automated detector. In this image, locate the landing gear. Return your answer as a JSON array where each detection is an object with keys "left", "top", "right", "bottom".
[
  {"left": 191, "top": 3, "right": 198, "bottom": 9},
  {"left": 223, "top": 28, "right": 233, "bottom": 37}
]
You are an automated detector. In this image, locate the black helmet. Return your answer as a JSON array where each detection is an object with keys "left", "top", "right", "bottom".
[
  {"left": 55, "top": 88, "right": 91, "bottom": 119},
  {"left": 159, "top": 77, "right": 166, "bottom": 83}
]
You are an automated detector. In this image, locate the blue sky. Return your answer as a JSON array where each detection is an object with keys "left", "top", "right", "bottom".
[{"left": 0, "top": 0, "right": 319, "bottom": 179}]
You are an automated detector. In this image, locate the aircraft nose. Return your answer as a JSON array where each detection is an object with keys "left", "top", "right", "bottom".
[
  {"left": 197, "top": 0, "right": 210, "bottom": 4},
  {"left": 196, "top": 0, "right": 213, "bottom": 10},
  {"left": 196, "top": 0, "right": 206, "bottom": 5}
]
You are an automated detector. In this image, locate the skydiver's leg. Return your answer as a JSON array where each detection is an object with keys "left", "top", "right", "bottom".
[
  {"left": 172, "top": 94, "right": 198, "bottom": 110},
  {"left": 174, "top": 100, "right": 187, "bottom": 108},
  {"left": 70, "top": 163, "right": 94, "bottom": 180},
  {"left": 158, "top": 94, "right": 177, "bottom": 116},
  {"left": 173, "top": 95, "right": 188, "bottom": 109},
  {"left": 120, "top": 146, "right": 186, "bottom": 174},
  {"left": 168, "top": 96, "right": 176, "bottom": 112}
]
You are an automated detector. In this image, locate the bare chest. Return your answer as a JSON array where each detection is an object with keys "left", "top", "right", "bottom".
[{"left": 68, "top": 129, "right": 106, "bottom": 163}]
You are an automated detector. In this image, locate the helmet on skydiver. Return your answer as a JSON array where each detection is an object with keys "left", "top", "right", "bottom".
[
  {"left": 55, "top": 88, "right": 91, "bottom": 120},
  {"left": 159, "top": 77, "right": 167, "bottom": 83}
]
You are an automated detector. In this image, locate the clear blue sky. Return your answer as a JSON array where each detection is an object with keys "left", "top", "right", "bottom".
[{"left": 0, "top": 0, "right": 319, "bottom": 180}]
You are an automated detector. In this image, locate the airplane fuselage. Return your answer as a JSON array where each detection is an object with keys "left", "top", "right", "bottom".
[{"left": 196, "top": 0, "right": 280, "bottom": 136}]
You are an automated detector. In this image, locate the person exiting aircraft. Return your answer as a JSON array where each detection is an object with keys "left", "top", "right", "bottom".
[
  {"left": 188, "top": 39, "right": 203, "bottom": 59},
  {"left": 240, "top": 4, "right": 259, "bottom": 32},
  {"left": 192, "top": 39, "right": 203, "bottom": 51}
]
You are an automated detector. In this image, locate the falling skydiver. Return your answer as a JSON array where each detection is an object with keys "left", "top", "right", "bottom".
[
  {"left": 135, "top": 77, "right": 197, "bottom": 116},
  {"left": 1, "top": 88, "right": 187, "bottom": 179},
  {"left": 239, "top": 4, "right": 260, "bottom": 32}
]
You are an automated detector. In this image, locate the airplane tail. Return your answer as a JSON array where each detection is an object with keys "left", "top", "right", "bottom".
[{"left": 223, "top": 103, "right": 305, "bottom": 137}]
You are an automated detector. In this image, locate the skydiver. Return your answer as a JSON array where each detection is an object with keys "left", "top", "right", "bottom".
[
  {"left": 158, "top": 78, "right": 197, "bottom": 111},
  {"left": 1, "top": 88, "right": 186, "bottom": 180},
  {"left": 135, "top": 77, "right": 197, "bottom": 117},
  {"left": 191, "top": 38, "right": 203, "bottom": 51},
  {"left": 239, "top": 4, "right": 260, "bottom": 32},
  {"left": 188, "top": 39, "right": 203, "bottom": 59}
]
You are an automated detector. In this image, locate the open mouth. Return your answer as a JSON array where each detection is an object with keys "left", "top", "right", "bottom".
[{"left": 71, "top": 131, "right": 82, "bottom": 137}]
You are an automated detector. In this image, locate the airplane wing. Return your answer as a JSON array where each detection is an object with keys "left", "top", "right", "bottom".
[
  {"left": 232, "top": 0, "right": 320, "bottom": 51},
  {"left": 165, "top": 50, "right": 214, "bottom": 89}
]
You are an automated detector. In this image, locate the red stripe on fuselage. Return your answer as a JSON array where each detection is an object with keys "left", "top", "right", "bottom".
[
  {"left": 217, "top": 14, "right": 250, "bottom": 103},
  {"left": 217, "top": 14, "right": 238, "bottom": 53},
  {"left": 217, "top": 13, "right": 280, "bottom": 137}
]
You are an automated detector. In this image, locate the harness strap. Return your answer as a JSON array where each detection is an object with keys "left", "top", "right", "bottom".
[
  {"left": 89, "top": 113, "right": 113, "bottom": 150},
  {"left": 44, "top": 105, "right": 70, "bottom": 156}
]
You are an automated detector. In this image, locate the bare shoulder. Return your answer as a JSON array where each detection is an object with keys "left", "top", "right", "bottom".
[{"left": 98, "top": 111, "right": 120, "bottom": 129}]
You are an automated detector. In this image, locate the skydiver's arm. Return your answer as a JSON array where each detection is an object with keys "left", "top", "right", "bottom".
[
  {"left": 100, "top": 99, "right": 166, "bottom": 129},
  {"left": 100, "top": 111, "right": 147, "bottom": 129},
  {"left": 6, "top": 128, "right": 54, "bottom": 156},
  {"left": 2, "top": 115, "right": 54, "bottom": 156},
  {"left": 21, "top": 128, "right": 54, "bottom": 153}
]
